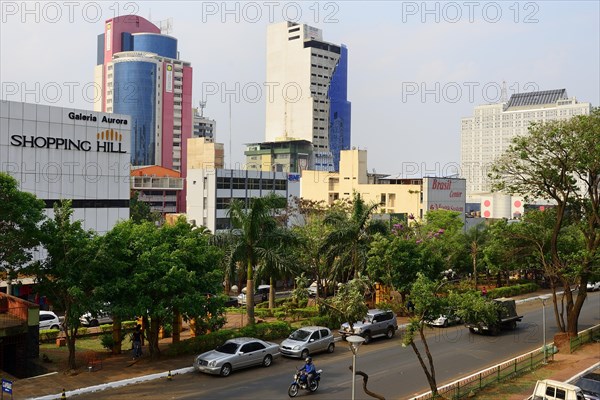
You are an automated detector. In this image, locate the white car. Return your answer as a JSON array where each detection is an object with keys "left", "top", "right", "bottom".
[
  {"left": 39, "top": 311, "right": 61, "bottom": 330},
  {"left": 79, "top": 310, "right": 113, "bottom": 327},
  {"left": 586, "top": 281, "right": 600, "bottom": 292},
  {"left": 237, "top": 285, "right": 270, "bottom": 305},
  {"left": 426, "top": 314, "right": 462, "bottom": 328}
]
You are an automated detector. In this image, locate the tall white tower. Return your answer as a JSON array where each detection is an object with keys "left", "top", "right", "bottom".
[{"left": 265, "top": 21, "right": 344, "bottom": 171}]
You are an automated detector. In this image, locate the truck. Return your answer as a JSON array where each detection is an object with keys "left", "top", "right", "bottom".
[
  {"left": 465, "top": 298, "right": 523, "bottom": 335},
  {"left": 527, "top": 379, "right": 586, "bottom": 400}
]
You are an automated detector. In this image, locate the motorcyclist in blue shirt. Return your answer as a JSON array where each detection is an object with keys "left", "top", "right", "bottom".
[{"left": 303, "top": 357, "right": 316, "bottom": 387}]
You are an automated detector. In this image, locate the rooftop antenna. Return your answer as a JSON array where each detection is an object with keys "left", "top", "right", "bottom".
[
  {"left": 198, "top": 101, "right": 207, "bottom": 117},
  {"left": 501, "top": 80, "right": 508, "bottom": 103},
  {"left": 154, "top": 18, "right": 173, "bottom": 35},
  {"left": 283, "top": 101, "right": 289, "bottom": 139}
]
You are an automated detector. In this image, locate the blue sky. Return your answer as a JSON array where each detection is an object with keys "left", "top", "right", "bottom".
[{"left": 1, "top": 1, "right": 598, "bottom": 176}]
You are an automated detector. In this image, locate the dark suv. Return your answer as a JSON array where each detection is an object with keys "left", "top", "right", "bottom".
[{"left": 339, "top": 309, "right": 398, "bottom": 344}]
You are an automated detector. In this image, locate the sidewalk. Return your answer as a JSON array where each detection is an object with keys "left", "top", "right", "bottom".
[{"left": 9, "top": 290, "right": 598, "bottom": 400}]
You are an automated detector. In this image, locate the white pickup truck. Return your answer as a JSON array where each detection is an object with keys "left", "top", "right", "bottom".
[{"left": 528, "top": 379, "right": 585, "bottom": 400}]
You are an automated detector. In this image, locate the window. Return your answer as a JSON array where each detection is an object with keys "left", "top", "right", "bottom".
[
  {"left": 217, "top": 177, "right": 230, "bottom": 189},
  {"left": 310, "top": 331, "right": 320, "bottom": 341}
]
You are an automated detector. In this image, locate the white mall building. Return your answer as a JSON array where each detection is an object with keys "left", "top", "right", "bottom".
[{"left": 1, "top": 101, "right": 131, "bottom": 233}]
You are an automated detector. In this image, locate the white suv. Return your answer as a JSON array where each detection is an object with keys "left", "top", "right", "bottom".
[{"left": 39, "top": 311, "right": 61, "bottom": 330}]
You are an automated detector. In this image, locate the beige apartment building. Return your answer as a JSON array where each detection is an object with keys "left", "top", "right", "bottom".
[{"left": 301, "top": 149, "right": 466, "bottom": 222}]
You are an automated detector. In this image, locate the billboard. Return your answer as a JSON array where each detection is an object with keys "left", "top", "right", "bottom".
[{"left": 423, "top": 177, "right": 466, "bottom": 222}]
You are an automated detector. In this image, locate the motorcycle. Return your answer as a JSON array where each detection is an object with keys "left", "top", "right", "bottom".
[{"left": 288, "top": 367, "right": 322, "bottom": 397}]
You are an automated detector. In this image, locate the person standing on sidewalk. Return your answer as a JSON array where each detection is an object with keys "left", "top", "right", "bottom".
[{"left": 132, "top": 324, "right": 144, "bottom": 359}]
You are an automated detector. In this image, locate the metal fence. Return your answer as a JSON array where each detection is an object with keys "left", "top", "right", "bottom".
[
  {"left": 411, "top": 323, "right": 600, "bottom": 400},
  {"left": 570, "top": 325, "right": 600, "bottom": 353},
  {"left": 410, "top": 346, "right": 552, "bottom": 400}
]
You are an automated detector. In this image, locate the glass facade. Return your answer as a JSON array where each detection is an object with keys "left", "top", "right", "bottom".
[
  {"left": 328, "top": 45, "right": 351, "bottom": 172},
  {"left": 132, "top": 34, "right": 178, "bottom": 59},
  {"left": 113, "top": 61, "right": 157, "bottom": 166}
]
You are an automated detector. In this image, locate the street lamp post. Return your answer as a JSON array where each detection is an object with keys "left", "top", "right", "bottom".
[
  {"left": 347, "top": 335, "right": 365, "bottom": 400},
  {"left": 539, "top": 295, "right": 551, "bottom": 364}
]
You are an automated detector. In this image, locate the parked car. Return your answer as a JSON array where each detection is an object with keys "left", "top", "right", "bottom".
[
  {"left": 426, "top": 313, "right": 462, "bottom": 328},
  {"left": 237, "top": 285, "right": 270, "bottom": 306},
  {"left": 586, "top": 281, "right": 600, "bottom": 292},
  {"left": 307, "top": 280, "right": 334, "bottom": 298},
  {"left": 193, "top": 337, "right": 280, "bottom": 377},
  {"left": 574, "top": 373, "right": 600, "bottom": 400},
  {"left": 79, "top": 310, "right": 113, "bottom": 327},
  {"left": 279, "top": 326, "right": 335, "bottom": 358},
  {"left": 339, "top": 309, "right": 398, "bottom": 344},
  {"left": 39, "top": 310, "right": 60, "bottom": 330}
]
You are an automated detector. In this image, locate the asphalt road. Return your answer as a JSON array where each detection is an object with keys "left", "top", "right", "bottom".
[{"left": 74, "top": 292, "right": 600, "bottom": 400}]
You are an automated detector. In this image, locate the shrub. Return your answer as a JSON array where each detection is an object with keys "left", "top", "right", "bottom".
[
  {"left": 255, "top": 308, "right": 273, "bottom": 319},
  {"left": 488, "top": 283, "right": 538, "bottom": 299},
  {"left": 99, "top": 324, "right": 113, "bottom": 333},
  {"left": 39, "top": 329, "right": 60, "bottom": 343},
  {"left": 240, "top": 321, "right": 292, "bottom": 340},
  {"left": 77, "top": 327, "right": 88, "bottom": 336},
  {"left": 100, "top": 334, "right": 115, "bottom": 351},
  {"left": 166, "top": 329, "right": 238, "bottom": 356},
  {"left": 275, "top": 298, "right": 287, "bottom": 307},
  {"left": 303, "top": 315, "right": 339, "bottom": 329},
  {"left": 122, "top": 321, "right": 137, "bottom": 330},
  {"left": 274, "top": 311, "right": 286, "bottom": 320},
  {"left": 162, "top": 323, "right": 172, "bottom": 338}
]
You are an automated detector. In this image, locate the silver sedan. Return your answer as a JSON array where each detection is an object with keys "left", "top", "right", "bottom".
[
  {"left": 193, "top": 337, "right": 280, "bottom": 377},
  {"left": 279, "top": 326, "right": 335, "bottom": 358}
]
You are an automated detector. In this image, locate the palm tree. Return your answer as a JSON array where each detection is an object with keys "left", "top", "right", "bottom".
[
  {"left": 321, "top": 192, "right": 387, "bottom": 282},
  {"left": 463, "top": 224, "right": 489, "bottom": 289},
  {"left": 226, "top": 194, "right": 287, "bottom": 325},
  {"left": 255, "top": 237, "right": 302, "bottom": 309}
]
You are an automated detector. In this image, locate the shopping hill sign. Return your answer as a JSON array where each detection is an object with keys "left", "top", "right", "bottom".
[{"left": 10, "top": 128, "right": 127, "bottom": 154}]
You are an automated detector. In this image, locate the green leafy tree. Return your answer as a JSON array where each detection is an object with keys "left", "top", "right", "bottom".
[
  {"left": 0, "top": 173, "right": 45, "bottom": 275},
  {"left": 323, "top": 276, "right": 370, "bottom": 332},
  {"left": 367, "top": 211, "right": 462, "bottom": 302},
  {"left": 29, "top": 200, "right": 98, "bottom": 369},
  {"left": 289, "top": 198, "right": 334, "bottom": 300},
  {"left": 95, "top": 217, "right": 223, "bottom": 357},
  {"left": 482, "top": 219, "right": 527, "bottom": 286},
  {"left": 449, "top": 291, "right": 500, "bottom": 330},
  {"left": 130, "top": 191, "right": 162, "bottom": 224},
  {"left": 491, "top": 108, "right": 600, "bottom": 336}
]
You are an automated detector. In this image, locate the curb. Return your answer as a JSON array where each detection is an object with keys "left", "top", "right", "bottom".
[
  {"left": 28, "top": 367, "right": 194, "bottom": 400},
  {"left": 566, "top": 361, "right": 600, "bottom": 384}
]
